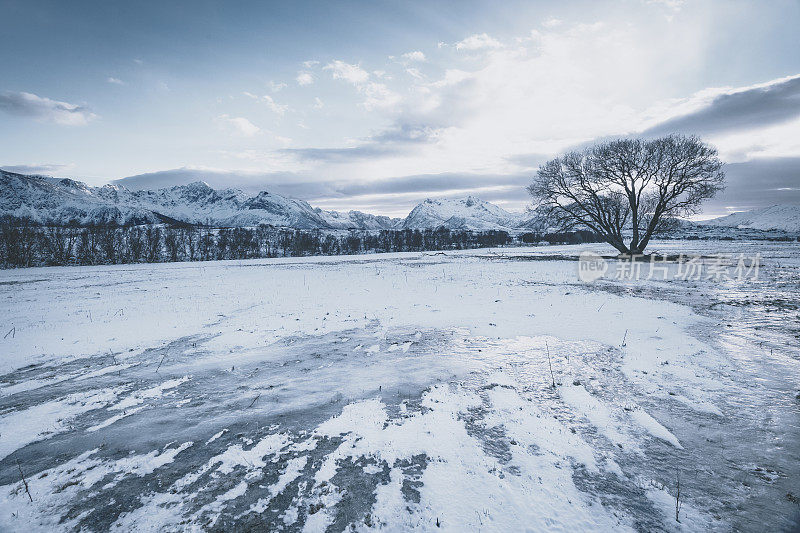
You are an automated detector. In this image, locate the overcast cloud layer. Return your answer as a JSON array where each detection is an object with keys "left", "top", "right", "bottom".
[{"left": 1, "top": 0, "right": 799, "bottom": 217}]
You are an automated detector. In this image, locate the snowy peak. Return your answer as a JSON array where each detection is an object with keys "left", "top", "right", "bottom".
[
  {"left": 314, "top": 208, "right": 401, "bottom": 230},
  {"left": 402, "top": 196, "right": 524, "bottom": 231},
  {"left": 699, "top": 205, "right": 800, "bottom": 233},
  {"left": 184, "top": 180, "right": 213, "bottom": 191},
  {"left": 1, "top": 171, "right": 162, "bottom": 226}
]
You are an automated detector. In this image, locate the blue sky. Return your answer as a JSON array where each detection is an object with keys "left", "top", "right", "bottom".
[{"left": 1, "top": 0, "right": 800, "bottom": 217}]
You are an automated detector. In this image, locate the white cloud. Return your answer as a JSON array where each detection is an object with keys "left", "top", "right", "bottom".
[
  {"left": 314, "top": 18, "right": 712, "bottom": 182},
  {"left": 269, "top": 81, "right": 287, "bottom": 92},
  {"left": 107, "top": 77, "right": 124, "bottom": 85},
  {"left": 103, "top": 15, "right": 788, "bottom": 214},
  {"left": 296, "top": 71, "right": 314, "bottom": 86},
  {"left": 242, "top": 92, "right": 289, "bottom": 115},
  {"left": 455, "top": 33, "right": 503, "bottom": 51},
  {"left": 0, "top": 91, "right": 97, "bottom": 126},
  {"left": 0, "top": 163, "right": 74, "bottom": 174},
  {"left": 705, "top": 117, "right": 800, "bottom": 163},
  {"left": 361, "top": 82, "right": 402, "bottom": 111},
  {"left": 429, "top": 69, "right": 471, "bottom": 89},
  {"left": 324, "top": 59, "right": 400, "bottom": 111},
  {"left": 647, "top": 0, "right": 685, "bottom": 11},
  {"left": 71, "top": 8, "right": 799, "bottom": 215},
  {"left": 324, "top": 60, "right": 370, "bottom": 85},
  {"left": 406, "top": 68, "right": 424, "bottom": 80},
  {"left": 216, "top": 151, "right": 300, "bottom": 170},
  {"left": 263, "top": 95, "right": 289, "bottom": 115},
  {"left": 228, "top": 20, "right": 715, "bottom": 194},
  {"left": 272, "top": 133, "right": 293, "bottom": 146},
  {"left": 216, "top": 114, "right": 262, "bottom": 137},
  {"left": 401, "top": 51, "right": 426, "bottom": 62}
]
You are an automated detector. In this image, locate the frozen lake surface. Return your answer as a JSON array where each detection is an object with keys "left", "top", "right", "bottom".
[{"left": 0, "top": 240, "right": 798, "bottom": 531}]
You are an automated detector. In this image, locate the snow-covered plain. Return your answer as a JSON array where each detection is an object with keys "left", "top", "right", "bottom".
[{"left": 0, "top": 241, "right": 799, "bottom": 531}]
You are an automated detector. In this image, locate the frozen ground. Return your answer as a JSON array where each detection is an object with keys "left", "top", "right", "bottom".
[{"left": 0, "top": 240, "right": 798, "bottom": 532}]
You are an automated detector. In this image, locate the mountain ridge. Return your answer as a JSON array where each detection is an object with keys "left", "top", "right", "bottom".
[
  {"left": 698, "top": 204, "right": 800, "bottom": 233},
  {"left": 0, "top": 170, "right": 537, "bottom": 231}
]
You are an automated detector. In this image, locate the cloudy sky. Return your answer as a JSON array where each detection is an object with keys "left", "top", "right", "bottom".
[{"left": 1, "top": 0, "right": 799, "bottom": 217}]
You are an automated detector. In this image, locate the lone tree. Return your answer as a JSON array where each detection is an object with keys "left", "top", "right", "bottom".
[{"left": 528, "top": 135, "right": 724, "bottom": 255}]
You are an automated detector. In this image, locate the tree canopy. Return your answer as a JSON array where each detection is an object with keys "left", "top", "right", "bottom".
[{"left": 528, "top": 135, "right": 725, "bottom": 255}]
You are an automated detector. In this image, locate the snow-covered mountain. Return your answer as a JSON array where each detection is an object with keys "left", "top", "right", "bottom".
[
  {"left": 0, "top": 170, "right": 395, "bottom": 229},
  {"left": 1, "top": 170, "right": 544, "bottom": 231},
  {"left": 314, "top": 208, "right": 401, "bottom": 230},
  {"left": 401, "top": 196, "right": 537, "bottom": 231},
  {"left": 1, "top": 172, "right": 164, "bottom": 226},
  {"left": 698, "top": 205, "right": 800, "bottom": 233}
]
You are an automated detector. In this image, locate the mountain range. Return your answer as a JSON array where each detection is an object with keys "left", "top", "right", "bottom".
[
  {"left": 0, "top": 170, "right": 540, "bottom": 231},
  {"left": 3, "top": 169, "right": 799, "bottom": 234}
]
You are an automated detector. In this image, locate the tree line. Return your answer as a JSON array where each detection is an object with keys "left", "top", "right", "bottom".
[{"left": 1, "top": 224, "right": 586, "bottom": 268}]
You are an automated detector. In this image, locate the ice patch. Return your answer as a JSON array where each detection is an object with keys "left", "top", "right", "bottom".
[
  {"left": 309, "top": 385, "right": 631, "bottom": 531},
  {"left": 629, "top": 409, "right": 683, "bottom": 449},
  {"left": 86, "top": 405, "right": 146, "bottom": 432},
  {"left": 559, "top": 384, "right": 635, "bottom": 451},
  {"left": 484, "top": 384, "right": 602, "bottom": 472},
  {"left": 0, "top": 387, "right": 122, "bottom": 460},
  {"left": 206, "top": 428, "right": 228, "bottom": 445},
  {"left": 112, "top": 376, "right": 189, "bottom": 410},
  {"left": 246, "top": 456, "right": 308, "bottom": 515},
  {"left": 210, "top": 432, "right": 290, "bottom": 475}
]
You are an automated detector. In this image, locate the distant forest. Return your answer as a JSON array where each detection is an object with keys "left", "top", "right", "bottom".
[{"left": 0, "top": 224, "right": 602, "bottom": 268}]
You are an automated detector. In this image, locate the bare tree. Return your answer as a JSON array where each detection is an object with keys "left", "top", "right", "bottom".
[
  {"left": 144, "top": 226, "right": 162, "bottom": 263},
  {"left": 43, "top": 227, "right": 72, "bottom": 265},
  {"left": 163, "top": 228, "right": 183, "bottom": 262},
  {"left": 184, "top": 228, "right": 198, "bottom": 261},
  {"left": 76, "top": 228, "right": 99, "bottom": 265},
  {"left": 126, "top": 227, "right": 145, "bottom": 263},
  {"left": 528, "top": 135, "right": 724, "bottom": 255},
  {"left": 98, "top": 227, "right": 121, "bottom": 263},
  {"left": 198, "top": 227, "right": 215, "bottom": 261},
  {"left": 1, "top": 225, "right": 27, "bottom": 267}
]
